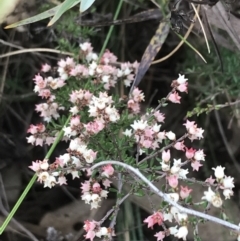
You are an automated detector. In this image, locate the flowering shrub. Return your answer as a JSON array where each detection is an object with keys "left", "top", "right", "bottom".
[{"left": 27, "top": 42, "right": 239, "bottom": 241}]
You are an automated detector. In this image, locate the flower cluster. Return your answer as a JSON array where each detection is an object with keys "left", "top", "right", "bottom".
[
  {"left": 83, "top": 220, "right": 114, "bottom": 241},
  {"left": 202, "top": 165, "right": 235, "bottom": 207},
  {"left": 144, "top": 210, "right": 189, "bottom": 241},
  {"left": 81, "top": 180, "right": 109, "bottom": 209},
  {"left": 26, "top": 41, "right": 238, "bottom": 241}
]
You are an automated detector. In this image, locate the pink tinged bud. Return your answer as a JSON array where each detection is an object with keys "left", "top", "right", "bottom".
[
  {"left": 92, "top": 183, "right": 101, "bottom": 193},
  {"left": 166, "top": 175, "right": 178, "bottom": 188},
  {"left": 185, "top": 147, "right": 196, "bottom": 159},
  {"left": 162, "top": 150, "right": 171, "bottom": 162},
  {"left": 180, "top": 186, "right": 192, "bottom": 199}
]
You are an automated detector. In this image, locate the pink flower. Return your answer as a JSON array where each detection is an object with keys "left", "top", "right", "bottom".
[
  {"left": 92, "top": 182, "right": 101, "bottom": 193},
  {"left": 102, "top": 164, "right": 114, "bottom": 177},
  {"left": 29, "top": 161, "right": 41, "bottom": 172},
  {"left": 168, "top": 91, "right": 181, "bottom": 103},
  {"left": 205, "top": 175, "right": 215, "bottom": 185},
  {"left": 177, "top": 83, "right": 188, "bottom": 93},
  {"left": 144, "top": 212, "right": 164, "bottom": 229},
  {"left": 180, "top": 186, "right": 192, "bottom": 199},
  {"left": 85, "top": 121, "right": 105, "bottom": 134},
  {"left": 41, "top": 63, "right": 51, "bottom": 72},
  {"left": 167, "top": 175, "right": 178, "bottom": 188},
  {"left": 102, "top": 179, "right": 112, "bottom": 188},
  {"left": 183, "top": 120, "right": 196, "bottom": 131},
  {"left": 70, "top": 115, "right": 81, "bottom": 126},
  {"left": 58, "top": 176, "right": 67, "bottom": 185},
  {"left": 174, "top": 141, "right": 185, "bottom": 151},
  {"left": 191, "top": 161, "right": 202, "bottom": 171},
  {"left": 100, "top": 49, "right": 117, "bottom": 64},
  {"left": 127, "top": 99, "right": 140, "bottom": 113},
  {"left": 154, "top": 231, "right": 165, "bottom": 241},
  {"left": 185, "top": 147, "right": 196, "bottom": 159},
  {"left": 81, "top": 181, "right": 91, "bottom": 193},
  {"left": 154, "top": 110, "right": 165, "bottom": 122}
]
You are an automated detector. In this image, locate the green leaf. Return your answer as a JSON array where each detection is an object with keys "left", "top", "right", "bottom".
[
  {"left": 48, "top": 0, "right": 81, "bottom": 26},
  {"left": 80, "top": 0, "right": 95, "bottom": 12},
  {"left": 134, "top": 190, "right": 144, "bottom": 197},
  {"left": 5, "top": 0, "right": 80, "bottom": 29},
  {"left": 109, "top": 188, "right": 118, "bottom": 193}
]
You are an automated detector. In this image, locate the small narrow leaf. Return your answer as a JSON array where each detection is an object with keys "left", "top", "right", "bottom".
[{"left": 80, "top": 0, "right": 95, "bottom": 12}]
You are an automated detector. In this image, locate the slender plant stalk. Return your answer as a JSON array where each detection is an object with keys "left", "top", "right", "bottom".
[
  {"left": 0, "top": 0, "right": 124, "bottom": 234},
  {"left": 98, "top": 0, "right": 124, "bottom": 60}
]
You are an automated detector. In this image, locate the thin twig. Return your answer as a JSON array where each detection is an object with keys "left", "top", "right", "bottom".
[{"left": 91, "top": 160, "right": 240, "bottom": 232}]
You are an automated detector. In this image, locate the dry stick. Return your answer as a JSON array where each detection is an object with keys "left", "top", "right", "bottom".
[
  {"left": 91, "top": 160, "right": 240, "bottom": 232},
  {"left": 151, "top": 4, "right": 200, "bottom": 65}
]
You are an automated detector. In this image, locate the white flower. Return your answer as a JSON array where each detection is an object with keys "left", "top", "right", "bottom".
[
  {"left": 178, "top": 168, "right": 189, "bottom": 179},
  {"left": 72, "top": 156, "right": 81, "bottom": 167},
  {"left": 194, "top": 149, "right": 205, "bottom": 161},
  {"left": 163, "top": 212, "right": 173, "bottom": 222},
  {"left": 223, "top": 189, "right": 233, "bottom": 199},
  {"left": 59, "top": 153, "right": 71, "bottom": 165},
  {"left": 40, "top": 160, "right": 49, "bottom": 170},
  {"left": 123, "top": 129, "right": 132, "bottom": 137},
  {"left": 222, "top": 176, "right": 234, "bottom": 189},
  {"left": 167, "top": 193, "right": 179, "bottom": 202},
  {"left": 202, "top": 187, "right": 215, "bottom": 202},
  {"left": 152, "top": 124, "right": 161, "bottom": 133},
  {"left": 177, "top": 212, "right": 188, "bottom": 222},
  {"left": 177, "top": 74, "right": 188, "bottom": 84},
  {"left": 175, "top": 226, "right": 188, "bottom": 240},
  {"left": 162, "top": 162, "right": 170, "bottom": 172},
  {"left": 69, "top": 139, "right": 79, "bottom": 151},
  {"left": 100, "top": 190, "right": 108, "bottom": 198},
  {"left": 100, "top": 227, "right": 108, "bottom": 236},
  {"left": 70, "top": 106, "right": 79, "bottom": 115},
  {"left": 212, "top": 195, "right": 223, "bottom": 208},
  {"left": 82, "top": 192, "right": 92, "bottom": 203},
  {"left": 170, "top": 206, "right": 179, "bottom": 220},
  {"left": 169, "top": 226, "right": 178, "bottom": 235},
  {"left": 131, "top": 120, "right": 148, "bottom": 131},
  {"left": 166, "top": 131, "right": 176, "bottom": 140},
  {"left": 38, "top": 171, "right": 49, "bottom": 182},
  {"left": 44, "top": 175, "right": 56, "bottom": 188},
  {"left": 212, "top": 166, "right": 225, "bottom": 179}
]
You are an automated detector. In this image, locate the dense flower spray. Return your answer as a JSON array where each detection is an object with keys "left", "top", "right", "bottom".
[{"left": 27, "top": 42, "right": 238, "bottom": 241}]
